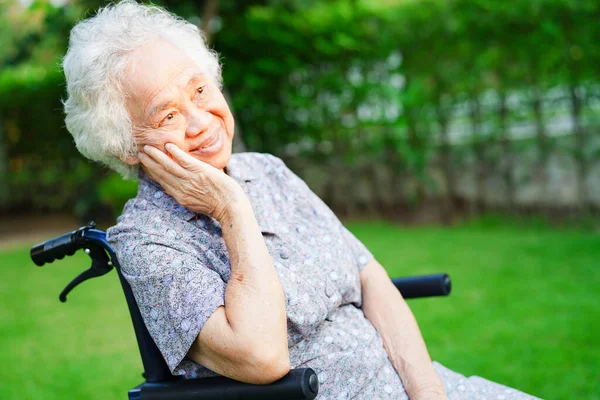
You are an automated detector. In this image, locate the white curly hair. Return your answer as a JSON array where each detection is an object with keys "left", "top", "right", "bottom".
[{"left": 62, "top": 0, "right": 221, "bottom": 179}]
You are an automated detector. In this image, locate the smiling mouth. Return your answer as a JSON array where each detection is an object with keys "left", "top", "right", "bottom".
[
  {"left": 192, "top": 128, "right": 220, "bottom": 151},
  {"left": 188, "top": 127, "right": 224, "bottom": 156}
]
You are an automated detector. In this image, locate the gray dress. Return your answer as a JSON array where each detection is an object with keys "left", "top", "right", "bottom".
[{"left": 107, "top": 152, "right": 540, "bottom": 400}]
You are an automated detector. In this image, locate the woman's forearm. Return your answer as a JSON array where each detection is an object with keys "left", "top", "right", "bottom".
[
  {"left": 361, "top": 260, "right": 447, "bottom": 399},
  {"left": 187, "top": 185, "right": 289, "bottom": 383},
  {"left": 219, "top": 194, "right": 288, "bottom": 354}
]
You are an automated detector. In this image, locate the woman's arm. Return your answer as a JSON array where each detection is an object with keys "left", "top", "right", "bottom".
[
  {"left": 187, "top": 195, "right": 290, "bottom": 384},
  {"left": 360, "top": 258, "right": 448, "bottom": 399},
  {"left": 140, "top": 144, "right": 289, "bottom": 384}
]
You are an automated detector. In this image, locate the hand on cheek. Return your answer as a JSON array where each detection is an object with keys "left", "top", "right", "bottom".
[{"left": 139, "top": 142, "right": 244, "bottom": 221}]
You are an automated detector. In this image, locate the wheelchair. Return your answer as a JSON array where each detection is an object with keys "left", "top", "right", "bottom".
[{"left": 30, "top": 221, "right": 452, "bottom": 400}]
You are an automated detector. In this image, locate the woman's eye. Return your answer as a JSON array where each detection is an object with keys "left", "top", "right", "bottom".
[
  {"left": 195, "top": 86, "right": 207, "bottom": 101},
  {"left": 159, "top": 113, "right": 175, "bottom": 127}
]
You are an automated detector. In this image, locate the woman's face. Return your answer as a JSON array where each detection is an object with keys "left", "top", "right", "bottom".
[{"left": 123, "top": 39, "right": 234, "bottom": 171}]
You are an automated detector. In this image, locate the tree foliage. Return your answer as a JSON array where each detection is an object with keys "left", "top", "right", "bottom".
[{"left": 1, "top": 0, "right": 599, "bottom": 216}]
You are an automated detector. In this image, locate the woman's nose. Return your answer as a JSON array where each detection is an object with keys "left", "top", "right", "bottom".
[{"left": 186, "top": 109, "right": 213, "bottom": 138}]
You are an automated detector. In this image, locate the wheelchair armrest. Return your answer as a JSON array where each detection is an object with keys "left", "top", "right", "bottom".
[
  {"left": 130, "top": 368, "right": 318, "bottom": 400},
  {"left": 392, "top": 273, "right": 451, "bottom": 299}
]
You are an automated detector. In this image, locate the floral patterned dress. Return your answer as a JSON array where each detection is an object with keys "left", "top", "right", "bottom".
[{"left": 107, "top": 152, "right": 540, "bottom": 400}]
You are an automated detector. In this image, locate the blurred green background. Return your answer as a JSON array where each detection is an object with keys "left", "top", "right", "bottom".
[{"left": 0, "top": 0, "right": 599, "bottom": 399}]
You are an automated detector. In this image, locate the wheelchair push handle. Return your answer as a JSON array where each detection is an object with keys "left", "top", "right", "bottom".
[
  {"left": 30, "top": 230, "right": 79, "bottom": 266},
  {"left": 30, "top": 222, "right": 114, "bottom": 302},
  {"left": 31, "top": 221, "right": 104, "bottom": 266}
]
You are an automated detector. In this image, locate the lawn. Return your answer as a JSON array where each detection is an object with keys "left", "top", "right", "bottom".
[{"left": 1, "top": 217, "right": 598, "bottom": 399}]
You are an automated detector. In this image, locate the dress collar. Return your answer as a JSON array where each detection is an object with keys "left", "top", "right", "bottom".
[
  {"left": 225, "top": 153, "right": 257, "bottom": 183},
  {"left": 224, "top": 154, "right": 277, "bottom": 234}
]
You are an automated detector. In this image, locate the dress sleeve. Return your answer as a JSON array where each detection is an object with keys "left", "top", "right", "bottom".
[
  {"left": 264, "top": 153, "right": 374, "bottom": 272},
  {"left": 107, "top": 212, "right": 226, "bottom": 376},
  {"left": 340, "top": 225, "right": 374, "bottom": 272}
]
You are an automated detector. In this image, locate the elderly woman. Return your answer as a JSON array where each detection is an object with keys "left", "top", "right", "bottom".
[{"left": 62, "top": 2, "right": 539, "bottom": 399}]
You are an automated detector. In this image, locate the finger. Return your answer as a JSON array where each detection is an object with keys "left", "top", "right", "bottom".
[
  {"left": 143, "top": 145, "right": 187, "bottom": 178},
  {"left": 165, "top": 143, "right": 211, "bottom": 172}
]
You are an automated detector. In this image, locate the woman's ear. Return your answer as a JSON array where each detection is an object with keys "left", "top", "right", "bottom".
[{"left": 120, "top": 153, "right": 140, "bottom": 166}]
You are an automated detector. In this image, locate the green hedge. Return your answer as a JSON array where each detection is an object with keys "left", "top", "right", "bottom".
[{"left": 2, "top": 0, "right": 599, "bottom": 215}]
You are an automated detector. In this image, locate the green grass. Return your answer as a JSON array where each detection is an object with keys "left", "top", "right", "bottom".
[
  {"left": 1, "top": 217, "right": 599, "bottom": 399},
  {"left": 349, "top": 217, "right": 600, "bottom": 399}
]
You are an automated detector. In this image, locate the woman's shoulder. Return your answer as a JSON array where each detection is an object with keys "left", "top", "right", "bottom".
[
  {"left": 230, "top": 152, "right": 286, "bottom": 171},
  {"left": 111, "top": 181, "right": 195, "bottom": 231},
  {"left": 227, "top": 152, "right": 295, "bottom": 185},
  {"left": 106, "top": 188, "right": 209, "bottom": 252},
  {"left": 232, "top": 151, "right": 282, "bottom": 162}
]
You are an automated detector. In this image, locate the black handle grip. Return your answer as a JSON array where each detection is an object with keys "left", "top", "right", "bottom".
[
  {"left": 30, "top": 231, "right": 79, "bottom": 266},
  {"left": 392, "top": 273, "right": 451, "bottom": 299},
  {"left": 139, "top": 368, "right": 319, "bottom": 400}
]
